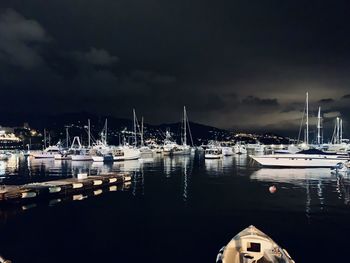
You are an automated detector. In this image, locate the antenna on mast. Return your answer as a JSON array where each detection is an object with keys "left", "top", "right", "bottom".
[{"left": 306, "top": 92, "right": 309, "bottom": 145}]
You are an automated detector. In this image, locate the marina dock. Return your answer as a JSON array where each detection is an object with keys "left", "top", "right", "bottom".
[{"left": 0, "top": 173, "right": 131, "bottom": 202}]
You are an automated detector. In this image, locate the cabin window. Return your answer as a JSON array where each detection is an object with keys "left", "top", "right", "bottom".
[{"left": 247, "top": 242, "right": 261, "bottom": 252}]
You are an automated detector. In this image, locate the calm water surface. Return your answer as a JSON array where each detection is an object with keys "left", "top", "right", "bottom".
[{"left": 0, "top": 153, "right": 350, "bottom": 263}]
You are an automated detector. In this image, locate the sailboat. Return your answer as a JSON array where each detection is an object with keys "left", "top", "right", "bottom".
[
  {"left": 90, "top": 119, "right": 114, "bottom": 162},
  {"left": 250, "top": 92, "right": 350, "bottom": 168},
  {"left": 112, "top": 110, "right": 141, "bottom": 161},
  {"left": 216, "top": 225, "right": 295, "bottom": 263},
  {"left": 138, "top": 116, "right": 153, "bottom": 156},
  {"left": 163, "top": 130, "right": 178, "bottom": 155},
  {"left": 31, "top": 129, "right": 61, "bottom": 158},
  {"left": 322, "top": 117, "right": 350, "bottom": 153},
  {"left": 172, "top": 106, "right": 192, "bottom": 155}
]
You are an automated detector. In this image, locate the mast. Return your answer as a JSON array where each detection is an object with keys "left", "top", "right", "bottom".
[
  {"left": 306, "top": 92, "right": 309, "bottom": 145},
  {"left": 88, "top": 119, "right": 91, "bottom": 148},
  {"left": 340, "top": 118, "right": 343, "bottom": 143},
  {"left": 183, "top": 106, "right": 187, "bottom": 146},
  {"left": 317, "top": 107, "right": 321, "bottom": 145},
  {"left": 133, "top": 109, "right": 137, "bottom": 147},
  {"left": 141, "top": 116, "right": 144, "bottom": 147},
  {"left": 66, "top": 126, "right": 70, "bottom": 148},
  {"left": 336, "top": 117, "right": 340, "bottom": 144},
  {"left": 44, "top": 128, "right": 47, "bottom": 149},
  {"left": 105, "top": 118, "right": 108, "bottom": 145}
]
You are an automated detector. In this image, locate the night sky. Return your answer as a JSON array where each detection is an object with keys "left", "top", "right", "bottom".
[{"left": 1, "top": 1, "right": 350, "bottom": 137}]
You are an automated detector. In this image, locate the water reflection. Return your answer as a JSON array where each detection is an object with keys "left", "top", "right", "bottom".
[
  {"left": 1, "top": 154, "right": 350, "bottom": 263},
  {"left": 250, "top": 168, "right": 333, "bottom": 184},
  {"left": 251, "top": 167, "right": 350, "bottom": 222},
  {"left": 0, "top": 183, "right": 131, "bottom": 222},
  {"left": 205, "top": 159, "right": 223, "bottom": 175},
  {"left": 2, "top": 153, "right": 350, "bottom": 213}
]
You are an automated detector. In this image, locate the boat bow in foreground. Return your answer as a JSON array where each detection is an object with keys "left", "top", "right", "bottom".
[{"left": 216, "top": 225, "right": 295, "bottom": 263}]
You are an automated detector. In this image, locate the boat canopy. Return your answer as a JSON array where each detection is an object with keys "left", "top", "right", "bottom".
[{"left": 297, "top": 149, "right": 344, "bottom": 155}]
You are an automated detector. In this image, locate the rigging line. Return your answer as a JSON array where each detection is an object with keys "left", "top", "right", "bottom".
[
  {"left": 157, "top": 129, "right": 166, "bottom": 139},
  {"left": 297, "top": 103, "right": 306, "bottom": 144},
  {"left": 187, "top": 118, "right": 194, "bottom": 147}
]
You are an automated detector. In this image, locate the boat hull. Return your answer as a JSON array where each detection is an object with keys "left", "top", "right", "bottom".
[
  {"left": 205, "top": 154, "right": 222, "bottom": 159},
  {"left": 70, "top": 155, "right": 93, "bottom": 161},
  {"left": 251, "top": 154, "right": 349, "bottom": 168},
  {"left": 31, "top": 153, "right": 56, "bottom": 159}
]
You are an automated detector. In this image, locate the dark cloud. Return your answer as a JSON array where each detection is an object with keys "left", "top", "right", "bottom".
[
  {"left": 0, "top": 9, "right": 50, "bottom": 69},
  {"left": 342, "top": 94, "right": 350, "bottom": 99},
  {"left": 72, "top": 47, "right": 119, "bottom": 66},
  {"left": 129, "top": 70, "right": 176, "bottom": 85},
  {"left": 242, "top": 96, "right": 279, "bottom": 106},
  {"left": 318, "top": 98, "right": 334, "bottom": 103},
  {"left": 1, "top": 2, "right": 350, "bottom": 137}
]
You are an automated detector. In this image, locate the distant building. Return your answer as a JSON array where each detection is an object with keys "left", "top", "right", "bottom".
[{"left": 0, "top": 126, "right": 23, "bottom": 150}]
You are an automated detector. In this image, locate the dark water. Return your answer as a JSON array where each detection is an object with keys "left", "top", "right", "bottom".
[{"left": 0, "top": 153, "right": 350, "bottom": 263}]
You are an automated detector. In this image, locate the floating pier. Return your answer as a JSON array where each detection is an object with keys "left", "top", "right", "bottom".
[{"left": 0, "top": 173, "right": 131, "bottom": 202}]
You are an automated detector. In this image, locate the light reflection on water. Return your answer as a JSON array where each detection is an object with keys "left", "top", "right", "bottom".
[{"left": 0, "top": 153, "right": 350, "bottom": 263}]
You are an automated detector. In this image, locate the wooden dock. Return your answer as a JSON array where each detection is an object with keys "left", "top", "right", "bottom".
[{"left": 0, "top": 173, "right": 131, "bottom": 202}]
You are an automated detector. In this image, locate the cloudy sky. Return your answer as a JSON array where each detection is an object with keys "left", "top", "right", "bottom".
[{"left": 1, "top": 1, "right": 350, "bottom": 138}]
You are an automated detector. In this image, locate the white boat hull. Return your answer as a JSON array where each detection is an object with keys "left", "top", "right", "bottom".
[
  {"left": 91, "top": 156, "right": 104, "bottom": 162},
  {"left": 31, "top": 152, "right": 56, "bottom": 159},
  {"left": 222, "top": 147, "right": 234, "bottom": 156},
  {"left": 113, "top": 148, "right": 141, "bottom": 161},
  {"left": 54, "top": 154, "right": 71, "bottom": 160},
  {"left": 70, "top": 155, "right": 93, "bottom": 161},
  {"left": 251, "top": 154, "right": 349, "bottom": 168},
  {"left": 205, "top": 154, "right": 222, "bottom": 159}
]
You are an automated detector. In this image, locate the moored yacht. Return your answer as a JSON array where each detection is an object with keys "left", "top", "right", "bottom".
[
  {"left": 250, "top": 92, "right": 349, "bottom": 168},
  {"left": 112, "top": 145, "right": 141, "bottom": 161},
  {"left": 251, "top": 149, "right": 349, "bottom": 168},
  {"left": 90, "top": 120, "right": 114, "bottom": 162},
  {"left": 222, "top": 146, "right": 234, "bottom": 156},
  {"left": 54, "top": 150, "right": 71, "bottom": 160},
  {"left": 234, "top": 143, "right": 247, "bottom": 154},
  {"left": 205, "top": 142, "right": 223, "bottom": 159},
  {"left": 216, "top": 225, "right": 295, "bottom": 263},
  {"left": 31, "top": 145, "right": 61, "bottom": 159},
  {"left": 163, "top": 130, "right": 178, "bottom": 155},
  {"left": 246, "top": 142, "right": 265, "bottom": 153},
  {"left": 69, "top": 136, "right": 93, "bottom": 161}
]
